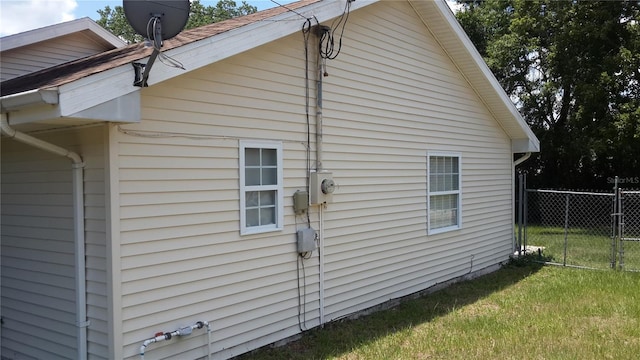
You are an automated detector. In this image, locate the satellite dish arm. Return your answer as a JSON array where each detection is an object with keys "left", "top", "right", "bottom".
[
  {"left": 124, "top": 0, "right": 191, "bottom": 87},
  {"left": 133, "top": 48, "right": 160, "bottom": 87},
  {"left": 150, "top": 16, "right": 164, "bottom": 49},
  {"left": 133, "top": 16, "right": 163, "bottom": 87}
]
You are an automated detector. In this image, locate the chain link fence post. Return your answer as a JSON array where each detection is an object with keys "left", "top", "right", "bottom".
[
  {"left": 525, "top": 189, "right": 615, "bottom": 269},
  {"left": 610, "top": 177, "right": 618, "bottom": 269},
  {"left": 619, "top": 189, "right": 640, "bottom": 271}
]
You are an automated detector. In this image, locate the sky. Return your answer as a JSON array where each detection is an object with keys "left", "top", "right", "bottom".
[
  {"left": 0, "top": 0, "right": 462, "bottom": 38},
  {"left": 0, "top": 0, "right": 287, "bottom": 37}
]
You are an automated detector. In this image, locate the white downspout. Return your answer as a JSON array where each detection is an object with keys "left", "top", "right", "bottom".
[
  {"left": 1, "top": 115, "right": 88, "bottom": 359},
  {"left": 514, "top": 152, "right": 532, "bottom": 167},
  {"left": 315, "top": 35, "right": 326, "bottom": 327},
  {"left": 513, "top": 152, "right": 532, "bottom": 254}
]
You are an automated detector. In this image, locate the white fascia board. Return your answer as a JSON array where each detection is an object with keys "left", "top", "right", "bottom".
[
  {"left": 0, "top": 88, "right": 58, "bottom": 111},
  {"left": 1, "top": 17, "right": 125, "bottom": 51},
  {"left": 512, "top": 138, "right": 540, "bottom": 153},
  {"left": 426, "top": 0, "right": 539, "bottom": 151},
  {"left": 55, "top": 0, "right": 377, "bottom": 117},
  {"left": 57, "top": 63, "right": 139, "bottom": 117},
  {"left": 2, "top": 89, "right": 140, "bottom": 124},
  {"left": 67, "top": 91, "right": 140, "bottom": 122},
  {"left": 0, "top": 88, "right": 61, "bottom": 124},
  {"left": 138, "top": 0, "right": 377, "bottom": 86},
  {"left": 2, "top": 104, "right": 62, "bottom": 125}
]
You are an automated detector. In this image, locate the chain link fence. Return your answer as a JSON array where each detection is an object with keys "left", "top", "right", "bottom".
[
  {"left": 523, "top": 189, "right": 616, "bottom": 269},
  {"left": 516, "top": 176, "right": 640, "bottom": 271},
  {"left": 619, "top": 190, "right": 640, "bottom": 271}
]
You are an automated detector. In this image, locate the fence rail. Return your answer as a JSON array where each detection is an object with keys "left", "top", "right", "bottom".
[{"left": 517, "top": 175, "right": 639, "bottom": 271}]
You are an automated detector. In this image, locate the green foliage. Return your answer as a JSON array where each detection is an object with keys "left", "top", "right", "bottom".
[
  {"left": 96, "top": 5, "right": 141, "bottom": 43},
  {"left": 96, "top": 0, "right": 257, "bottom": 44},
  {"left": 456, "top": 0, "right": 640, "bottom": 189}
]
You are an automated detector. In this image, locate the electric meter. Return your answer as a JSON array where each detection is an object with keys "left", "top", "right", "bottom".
[{"left": 310, "top": 171, "right": 334, "bottom": 204}]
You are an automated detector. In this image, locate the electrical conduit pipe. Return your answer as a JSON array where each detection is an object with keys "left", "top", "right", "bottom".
[
  {"left": 140, "top": 321, "right": 211, "bottom": 360},
  {"left": 0, "top": 115, "right": 88, "bottom": 359}
]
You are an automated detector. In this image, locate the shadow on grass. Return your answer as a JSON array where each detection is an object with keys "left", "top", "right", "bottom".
[{"left": 235, "top": 256, "right": 544, "bottom": 360}]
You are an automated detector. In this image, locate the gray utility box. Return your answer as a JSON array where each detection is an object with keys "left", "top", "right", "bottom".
[{"left": 297, "top": 228, "right": 317, "bottom": 254}]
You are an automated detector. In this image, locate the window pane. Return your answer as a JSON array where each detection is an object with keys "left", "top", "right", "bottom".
[
  {"left": 430, "top": 156, "right": 459, "bottom": 192},
  {"left": 240, "top": 141, "right": 282, "bottom": 233},
  {"left": 246, "top": 191, "right": 259, "bottom": 207},
  {"left": 430, "top": 194, "right": 458, "bottom": 229},
  {"left": 245, "top": 168, "right": 260, "bottom": 186},
  {"left": 260, "top": 206, "right": 276, "bottom": 225},
  {"left": 262, "top": 148, "right": 277, "bottom": 166},
  {"left": 246, "top": 208, "right": 259, "bottom": 227},
  {"left": 245, "top": 148, "right": 260, "bottom": 166},
  {"left": 260, "top": 190, "right": 276, "bottom": 206},
  {"left": 262, "top": 168, "right": 277, "bottom": 185}
]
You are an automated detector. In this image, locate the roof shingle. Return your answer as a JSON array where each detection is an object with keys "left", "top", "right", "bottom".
[{"left": 0, "top": 0, "right": 319, "bottom": 97}]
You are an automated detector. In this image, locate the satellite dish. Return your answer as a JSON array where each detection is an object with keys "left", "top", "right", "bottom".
[
  {"left": 123, "top": 0, "right": 190, "bottom": 87},
  {"left": 123, "top": 0, "right": 190, "bottom": 45}
]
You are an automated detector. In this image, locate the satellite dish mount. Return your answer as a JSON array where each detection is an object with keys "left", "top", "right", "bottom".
[{"left": 123, "top": 0, "right": 190, "bottom": 87}]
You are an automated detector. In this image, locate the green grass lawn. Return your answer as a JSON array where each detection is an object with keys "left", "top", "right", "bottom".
[
  {"left": 238, "top": 259, "right": 640, "bottom": 360},
  {"left": 525, "top": 225, "right": 640, "bottom": 271}
]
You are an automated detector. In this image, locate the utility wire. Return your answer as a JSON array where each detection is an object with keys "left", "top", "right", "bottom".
[
  {"left": 319, "top": 0, "right": 352, "bottom": 60},
  {"left": 270, "top": 0, "right": 308, "bottom": 19},
  {"left": 146, "top": 17, "right": 185, "bottom": 70}
]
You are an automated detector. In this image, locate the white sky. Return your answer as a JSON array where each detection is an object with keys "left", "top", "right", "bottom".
[
  {"left": 0, "top": 0, "right": 462, "bottom": 38},
  {"left": 1, "top": 0, "right": 78, "bottom": 36},
  {"left": 0, "top": 0, "right": 278, "bottom": 37}
]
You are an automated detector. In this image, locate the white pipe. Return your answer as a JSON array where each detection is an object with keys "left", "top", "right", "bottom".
[
  {"left": 140, "top": 321, "right": 210, "bottom": 359},
  {"left": 315, "top": 26, "right": 326, "bottom": 328},
  {"left": 1, "top": 114, "right": 87, "bottom": 359},
  {"left": 205, "top": 321, "right": 212, "bottom": 360},
  {"left": 316, "top": 45, "right": 324, "bottom": 172},
  {"left": 514, "top": 152, "right": 532, "bottom": 167},
  {"left": 318, "top": 207, "right": 325, "bottom": 326},
  {"left": 513, "top": 152, "right": 532, "bottom": 254}
]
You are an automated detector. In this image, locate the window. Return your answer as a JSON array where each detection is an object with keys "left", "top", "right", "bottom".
[
  {"left": 427, "top": 152, "right": 461, "bottom": 234},
  {"left": 239, "top": 140, "right": 283, "bottom": 235}
]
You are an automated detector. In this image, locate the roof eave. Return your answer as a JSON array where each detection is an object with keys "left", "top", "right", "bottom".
[
  {"left": 410, "top": 0, "right": 540, "bottom": 153},
  {"left": 30, "top": 0, "right": 373, "bottom": 119},
  {"left": 1, "top": 17, "right": 126, "bottom": 51},
  {"left": 513, "top": 138, "right": 541, "bottom": 153},
  {"left": 0, "top": 88, "right": 59, "bottom": 112}
]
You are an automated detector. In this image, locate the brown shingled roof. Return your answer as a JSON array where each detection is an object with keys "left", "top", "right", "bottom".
[{"left": 0, "top": 0, "right": 319, "bottom": 97}]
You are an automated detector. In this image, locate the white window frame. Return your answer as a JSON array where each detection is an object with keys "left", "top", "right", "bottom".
[
  {"left": 427, "top": 151, "right": 462, "bottom": 235},
  {"left": 239, "top": 140, "right": 284, "bottom": 235}
]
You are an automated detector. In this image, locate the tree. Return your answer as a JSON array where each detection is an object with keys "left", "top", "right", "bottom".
[
  {"left": 455, "top": 0, "right": 640, "bottom": 189},
  {"left": 97, "top": 0, "right": 257, "bottom": 44}
]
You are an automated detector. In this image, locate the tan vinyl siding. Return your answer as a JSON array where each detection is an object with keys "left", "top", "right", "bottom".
[
  {"left": 1, "top": 32, "right": 110, "bottom": 81},
  {"left": 0, "top": 126, "right": 109, "bottom": 360},
  {"left": 116, "top": 34, "right": 319, "bottom": 360},
  {"left": 83, "top": 127, "right": 110, "bottom": 360},
  {"left": 115, "top": 2, "right": 514, "bottom": 359},
  {"left": 321, "top": 1, "right": 513, "bottom": 321}
]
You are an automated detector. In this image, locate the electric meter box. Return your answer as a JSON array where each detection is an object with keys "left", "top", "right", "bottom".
[{"left": 310, "top": 171, "right": 334, "bottom": 205}]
